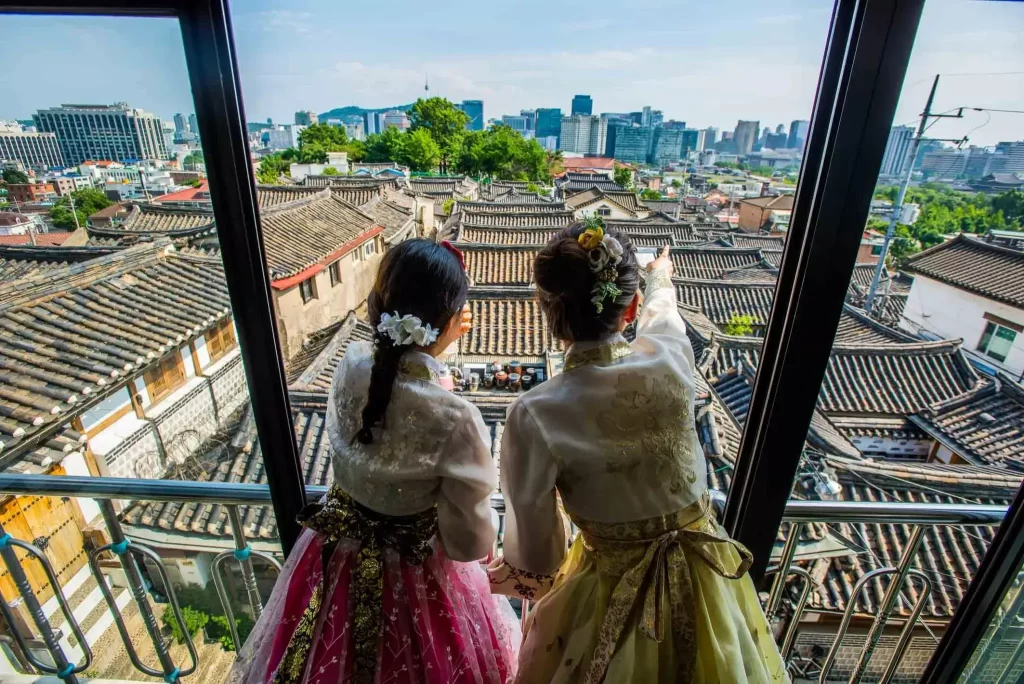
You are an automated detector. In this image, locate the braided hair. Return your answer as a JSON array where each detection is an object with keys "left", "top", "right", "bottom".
[{"left": 356, "top": 239, "right": 468, "bottom": 444}]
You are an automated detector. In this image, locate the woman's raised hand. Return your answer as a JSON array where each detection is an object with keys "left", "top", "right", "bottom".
[{"left": 646, "top": 245, "right": 674, "bottom": 278}]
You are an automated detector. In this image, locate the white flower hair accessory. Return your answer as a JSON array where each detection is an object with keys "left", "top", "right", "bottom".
[
  {"left": 578, "top": 217, "right": 625, "bottom": 313},
  {"left": 377, "top": 312, "right": 439, "bottom": 347}
]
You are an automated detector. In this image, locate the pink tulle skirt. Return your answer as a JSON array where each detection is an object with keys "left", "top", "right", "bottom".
[{"left": 230, "top": 529, "right": 521, "bottom": 684}]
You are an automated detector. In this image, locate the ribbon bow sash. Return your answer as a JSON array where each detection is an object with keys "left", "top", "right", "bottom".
[{"left": 581, "top": 521, "right": 753, "bottom": 684}]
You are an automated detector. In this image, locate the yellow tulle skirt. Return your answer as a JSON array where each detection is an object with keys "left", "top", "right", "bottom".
[{"left": 516, "top": 496, "right": 789, "bottom": 683}]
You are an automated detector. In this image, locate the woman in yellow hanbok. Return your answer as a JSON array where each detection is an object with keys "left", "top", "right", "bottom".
[{"left": 489, "top": 222, "right": 788, "bottom": 683}]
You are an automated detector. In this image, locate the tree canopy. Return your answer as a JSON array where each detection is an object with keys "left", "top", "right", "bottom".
[
  {"left": 613, "top": 166, "right": 632, "bottom": 188},
  {"left": 640, "top": 188, "right": 662, "bottom": 200},
  {"left": 409, "top": 98, "right": 470, "bottom": 174},
  {"left": 870, "top": 183, "right": 1023, "bottom": 267},
  {"left": 182, "top": 151, "right": 204, "bottom": 171},
  {"left": 49, "top": 188, "right": 112, "bottom": 229},
  {"left": 2, "top": 169, "right": 29, "bottom": 184},
  {"left": 455, "top": 125, "right": 552, "bottom": 181},
  {"left": 402, "top": 129, "right": 442, "bottom": 172},
  {"left": 296, "top": 123, "right": 364, "bottom": 163}
]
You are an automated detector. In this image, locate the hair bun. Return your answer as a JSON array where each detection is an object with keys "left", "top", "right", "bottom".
[{"left": 534, "top": 236, "right": 591, "bottom": 297}]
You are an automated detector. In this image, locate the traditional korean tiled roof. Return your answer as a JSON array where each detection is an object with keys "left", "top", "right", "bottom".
[
  {"left": 560, "top": 178, "right": 627, "bottom": 194},
  {"left": 903, "top": 235, "right": 1024, "bottom": 308},
  {"left": 708, "top": 358, "right": 861, "bottom": 460},
  {"left": 3, "top": 427, "right": 89, "bottom": 475},
  {"left": 811, "top": 456, "right": 1018, "bottom": 618},
  {"left": 256, "top": 185, "right": 326, "bottom": 210},
  {"left": 0, "top": 244, "right": 121, "bottom": 283},
  {"left": 408, "top": 178, "right": 460, "bottom": 194},
  {"left": 459, "top": 201, "right": 568, "bottom": 214},
  {"left": 86, "top": 204, "right": 215, "bottom": 244},
  {"left": 329, "top": 184, "right": 382, "bottom": 208},
  {"left": 0, "top": 241, "right": 231, "bottom": 460},
  {"left": 457, "top": 226, "right": 561, "bottom": 246},
  {"left": 287, "top": 312, "right": 375, "bottom": 393},
  {"left": 259, "top": 191, "right": 380, "bottom": 282},
  {"left": 459, "top": 211, "right": 575, "bottom": 227},
  {"left": 911, "top": 374, "right": 1024, "bottom": 470},
  {"left": 606, "top": 220, "right": 702, "bottom": 245},
  {"left": 564, "top": 188, "right": 641, "bottom": 215},
  {"left": 463, "top": 246, "right": 537, "bottom": 287},
  {"left": 460, "top": 289, "right": 562, "bottom": 362},
  {"left": 362, "top": 197, "right": 415, "bottom": 244},
  {"left": 493, "top": 191, "right": 551, "bottom": 204},
  {"left": 669, "top": 247, "right": 767, "bottom": 280},
  {"left": 819, "top": 340, "right": 978, "bottom": 416},
  {"left": 120, "top": 402, "right": 334, "bottom": 547},
  {"left": 637, "top": 199, "right": 701, "bottom": 215},
  {"left": 834, "top": 306, "right": 917, "bottom": 345},
  {"left": 720, "top": 264, "right": 779, "bottom": 283},
  {"left": 675, "top": 279, "right": 776, "bottom": 331},
  {"left": 728, "top": 234, "right": 787, "bottom": 250}
]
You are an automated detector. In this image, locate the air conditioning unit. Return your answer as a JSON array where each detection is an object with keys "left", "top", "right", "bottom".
[{"left": 898, "top": 203, "right": 920, "bottom": 225}]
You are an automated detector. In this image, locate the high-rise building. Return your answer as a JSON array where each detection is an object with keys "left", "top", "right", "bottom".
[
  {"left": 0, "top": 131, "right": 65, "bottom": 169},
  {"left": 775, "top": 123, "right": 785, "bottom": 135},
  {"left": 294, "top": 110, "right": 318, "bottom": 126},
  {"left": 559, "top": 115, "right": 606, "bottom": 155},
  {"left": 501, "top": 115, "right": 529, "bottom": 132},
  {"left": 920, "top": 148, "right": 969, "bottom": 179},
  {"left": 536, "top": 108, "right": 562, "bottom": 144},
  {"left": 641, "top": 106, "right": 653, "bottom": 127},
  {"left": 520, "top": 110, "right": 537, "bottom": 131},
  {"left": 344, "top": 121, "right": 365, "bottom": 141},
  {"left": 458, "top": 100, "right": 484, "bottom": 131},
  {"left": 34, "top": 103, "right": 168, "bottom": 165},
  {"left": 188, "top": 114, "right": 199, "bottom": 139},
  {"left": 662, "top": 120, "right": 688, "bottom": 130},
  {"left": 699, "top": 127, "right": 718, "bottom": 151},
  {"left": 605, "top": 124, "right": 651, "bottom": 164},
  {"left": 765, "top": 132, "right": 788, "bottom": 149},
  {"left": 571, "top": 95, "right": 593, "bottom": 117},
  {"left": 382, "top": 111, "right": 410, "bottom": 130},
  {"left": 681, "top": 129, "right": 699, "bottom": 156},
  {"left": 651, "top": 110, "right": 664, "bottom": 128},
  {"left": 879, "top": 125, "right": 914, "bottom": 177},
  {"left": 363, "top": 111, "right": 379, "bottom": 136},
  {"left": 787, "top": 120, "right": 809, "bottom": 150},
  {"left": 733, "top": 120, "right": 760, "bottom": 155},
  {"left": 650, "top": 127, "right": 684, "bottom": 165},
  {"left": 993, "top": 141, "right": 1024, "bottom": 173},
  {"left": 173, "top": 113, "right": 189, "bottom": 135}
]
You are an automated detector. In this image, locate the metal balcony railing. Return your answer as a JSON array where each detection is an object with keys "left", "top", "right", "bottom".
[{"left": 0, "top": 474, "right": 1007, "bottom": 684}]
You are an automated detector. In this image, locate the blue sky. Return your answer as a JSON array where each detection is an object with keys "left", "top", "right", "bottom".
[{"left": 1, "top": 0, "right": 1022, "bottom": 145}]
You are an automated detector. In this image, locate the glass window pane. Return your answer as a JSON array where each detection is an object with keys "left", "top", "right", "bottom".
[
  {"left": 959, "top": 563, "right": 1024, "bottom": 682},
  {"left": 753, "top": 0, "right": 1024, "bottom": 680},
  {"left": 0, "top": 13, "right": 284, "bottom": 680}
]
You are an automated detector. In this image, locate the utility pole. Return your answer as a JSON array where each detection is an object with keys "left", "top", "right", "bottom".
[
  {"left": 68, "top": 191, "right": 81, "bottom": 232},
  {"left": 865, "top": 75, "right": 963, "bottom": 314}
]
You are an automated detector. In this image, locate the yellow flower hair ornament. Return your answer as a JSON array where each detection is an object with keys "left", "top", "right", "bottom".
[{"left": 578, "top": 217, "right": 624, "bottom": 313}]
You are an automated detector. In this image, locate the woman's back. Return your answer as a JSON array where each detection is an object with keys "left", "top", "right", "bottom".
[{"left": 504, "top": 306, "right": 706, "bottom": 525}]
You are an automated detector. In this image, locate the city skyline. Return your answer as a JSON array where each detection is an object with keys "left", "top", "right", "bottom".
[{"left": 1, "top": 0, "right": 1023, "bottom": 146}]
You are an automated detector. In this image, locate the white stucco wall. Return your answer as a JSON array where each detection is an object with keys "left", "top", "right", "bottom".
[{"left": 900, "top": 275, "right": 1024, "bottom": 378}]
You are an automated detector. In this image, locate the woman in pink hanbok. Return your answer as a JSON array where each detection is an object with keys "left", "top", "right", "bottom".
[{"left": 231, "top": 239, "right": 520, "bottom": 684}]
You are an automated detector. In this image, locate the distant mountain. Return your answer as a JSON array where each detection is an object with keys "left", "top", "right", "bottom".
[{"left": 318, "top": 104, "right": 414, "bottom": 121}]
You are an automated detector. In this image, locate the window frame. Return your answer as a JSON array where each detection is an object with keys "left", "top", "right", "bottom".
[
  {"left": 0, "top": 0, "right": 310, "bottom": 555},
  {"left": 143, "top": 351, "right": 187, "bottom": 405},
  {"left": 978, "top": 320, "right": 1016, "bottom": 363},
  {"left": 298, "top": 277, "right": 317, "bottom": 304},
  {"left": 204, "top": 318, "right": 237, "bottom": 362},
  {"left": 328, "top": 259, "right": 341, "bottom": 287}
]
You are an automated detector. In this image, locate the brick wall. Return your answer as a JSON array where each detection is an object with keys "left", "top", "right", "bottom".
[
  {"left": 794, "top": 630, "right": 941, "bottom": 683},
  {"left": 102, "top": 354, "right": 249, "bottom": 480}
]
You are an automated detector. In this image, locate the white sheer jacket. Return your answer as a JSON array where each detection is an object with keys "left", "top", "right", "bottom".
[
  {"left": 325, "top": 341, "right": 498, "bottom": 562},
  {"left": 500, "top": 272, "right": 708, "bottom": 575}
]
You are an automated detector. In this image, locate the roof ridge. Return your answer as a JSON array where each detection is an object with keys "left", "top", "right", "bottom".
[
  {"left": 0, "top": 240, "right": 172, "bottom": 310},
  {"left": 829, "top": 338, "right": 964, "bottom": 355}
]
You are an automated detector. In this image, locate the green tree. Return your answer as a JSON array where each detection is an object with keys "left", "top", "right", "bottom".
[
  {"left": 613, "top": 165, "right": 632, "bottom": 188},
  {"left": 257, "top": 152, "right": 292, "bottom": 184},
  {"left": 296, "top": 122, "right": 351, "bottom": 163},
  {"left": 182, "top": 151, "right": 204, "bottom": 171},
  {"left": 442, "top": 198, "right": 455, "bottom": 216},
  {"left": 184, "top": 178, "right": 204, "bottom": 187},
  {"left": 640, "top": 188, "right": 662, "bottom": 200},
  {"left": 525, "top": 182, "right": 539, "bottom": 193},
  {"left": 400, "top": 128, "right": 441, "bottom": 172},
  {"left": 2, "top": 169, "right": 29, "bottom": 184},
  {"left": 455, "top": 125, "right": 552, "bottom": 181},
  {"left": 363, "top": 127, "right": 407, "bottom": 164},
  {"left": 163, "top": 605, "right": 209, "bottom": 645},
  {"left": 322, "top": 166, "right": 340, "bottom": 176},
  {"left": 723, "top": 313, "right": 757, "bottom": 336},
  {"left": 670, "top": 179, "right": 682, "bottom": 189},
  {"left": 888, "top": 225, "right": 921, "bottom": 267},
  {"left": 992, "top": 189, "right": 1024, "bottom": 227},
  {"left": 49, "top": 188, "right": 113, "bottom": 229},
  {"left": 409, "top": 97, "right": 470, "bottom": 174}
]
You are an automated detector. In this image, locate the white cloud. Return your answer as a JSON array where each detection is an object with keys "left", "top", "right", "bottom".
[{"left": 260, "top": 10, "right": 313, "bottom": 35}]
